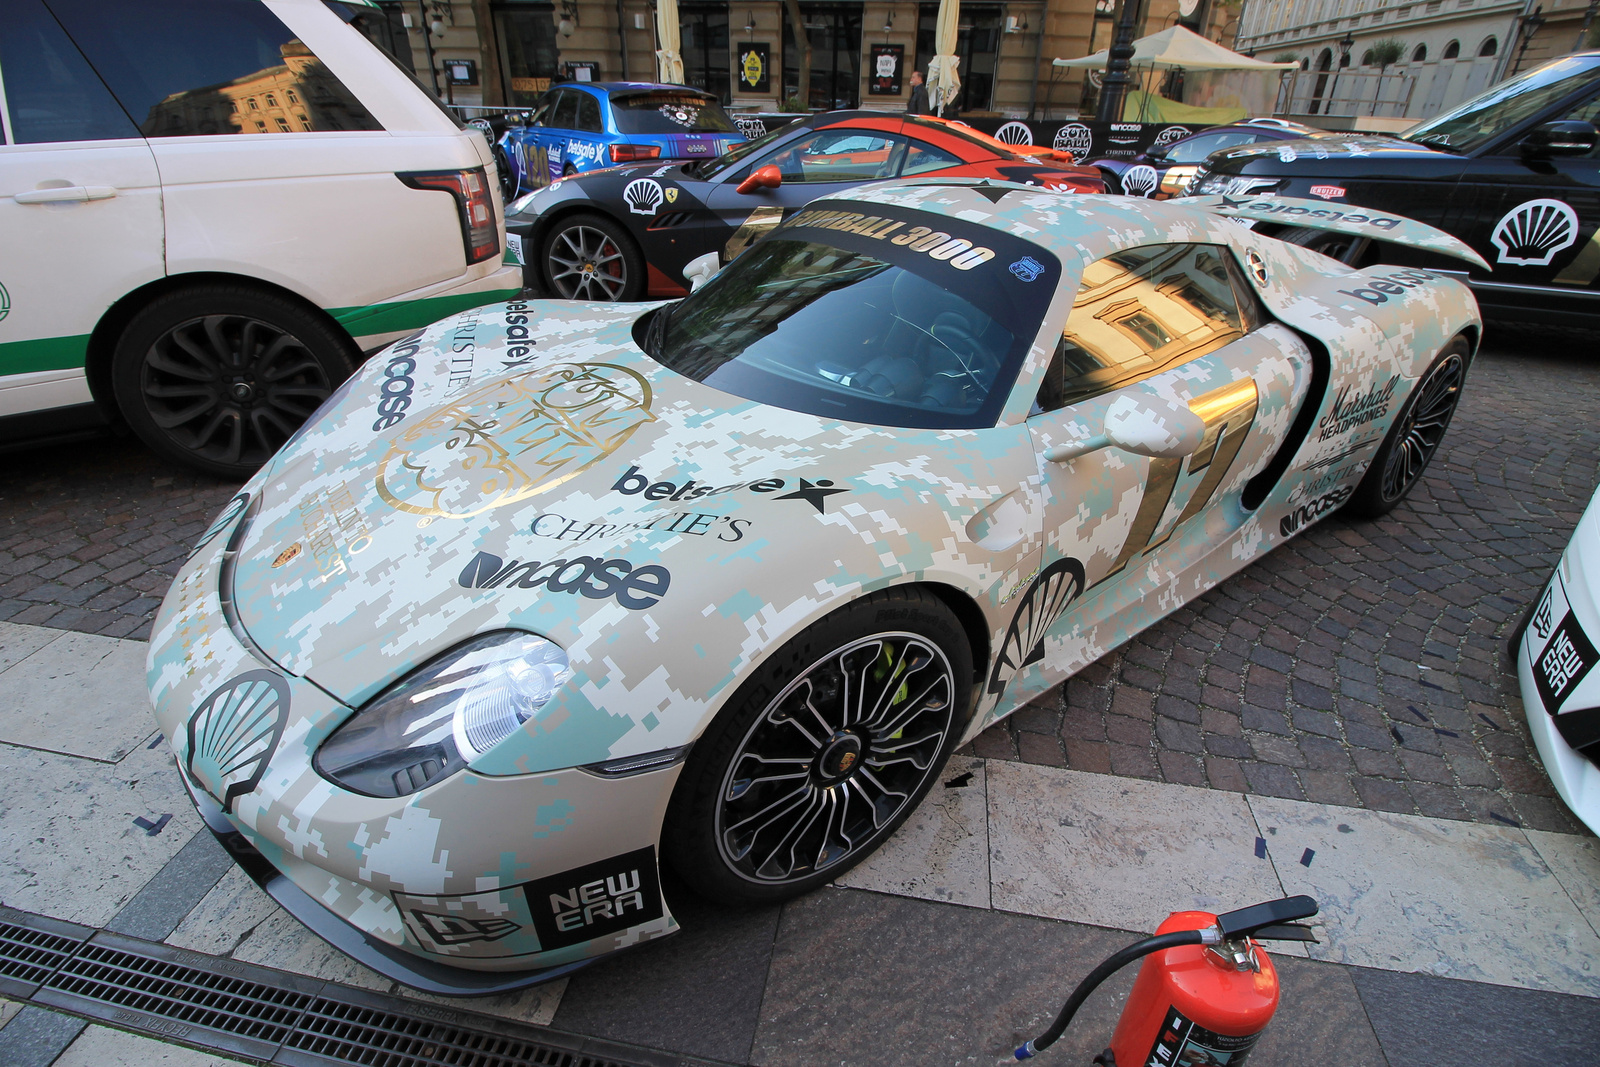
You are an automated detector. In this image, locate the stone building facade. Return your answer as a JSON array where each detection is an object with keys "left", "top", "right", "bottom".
[{"left": 369, "top": 0, "right": 1239, "bottom": 120}]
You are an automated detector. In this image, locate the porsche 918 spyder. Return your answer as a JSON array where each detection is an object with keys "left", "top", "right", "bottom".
[{"left": 148, "top": 182, "right": 1486, "bottom": 994}]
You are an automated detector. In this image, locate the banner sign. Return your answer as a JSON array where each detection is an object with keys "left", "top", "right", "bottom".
[
  {"left": 959, "top": 118, "right": 1216, "bottom": 163},
  {"left": 736, "top": 44, "right": 771, "bottom": 94},
  {"left": 869, "top": 44, "right": 904, "bottom": 96}
]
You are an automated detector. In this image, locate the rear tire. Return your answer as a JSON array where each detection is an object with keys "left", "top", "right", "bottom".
[
  {"left": 1344, "top": 335, "right": 1471, "bottom": 518},
  {"left": 663, "top": 588, "right": 972, "bottom": 905},
  {"left": 110, "top": 285, "right": 356, "bottom": 479},
  {"left": 540, "top": 212, "right": 645, "bottom": 301}
]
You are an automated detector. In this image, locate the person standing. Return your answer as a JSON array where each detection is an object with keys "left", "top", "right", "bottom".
[{"left": 906, "top": 70, "right": 931, "bottom": 115}]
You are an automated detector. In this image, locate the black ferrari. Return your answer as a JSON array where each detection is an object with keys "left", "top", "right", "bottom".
[{"left": 1188, "top": 53, "right": 1600, "bottom": 325}]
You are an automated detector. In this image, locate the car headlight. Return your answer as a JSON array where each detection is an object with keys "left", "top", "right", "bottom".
[
  {"left": 314, "top": 631, "right": 573, "bottom": 798},
  {"left": 1191, "top": 174, "right": 1284, "bottom": 197}
]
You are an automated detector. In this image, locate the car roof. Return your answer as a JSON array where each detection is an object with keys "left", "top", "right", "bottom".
[
  {"left": 587, "top": 81, "right": 718, "bottom": 97},
  {"left": 821, "top": 179, "right": 1227, "bottom": 263}
]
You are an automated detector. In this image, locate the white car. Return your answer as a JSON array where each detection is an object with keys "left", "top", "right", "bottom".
[
  {"left": 1516, "top": 489, "right": 1600, "bottom": 833},
  {"left": 0, "top": 0, "right": 522, "bottom": 477},
  {"left": 149, "top": 182, "right": 1490, "bottom": 993}
]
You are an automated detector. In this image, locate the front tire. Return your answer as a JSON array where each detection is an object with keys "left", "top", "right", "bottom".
[
  {"left": 664, "top": 588, "right": 973, "bottom": 905},
  {"left": 1344, "top": 335, "right": 1471, "bottom": 518},
  {"left": 540, "top": 213, "right": 645, "bottom": 301},
  {"left": 111, "top": 285, "right": 355, "bottom": 478}
]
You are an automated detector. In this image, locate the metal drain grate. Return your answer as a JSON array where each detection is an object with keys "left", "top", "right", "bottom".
[
  {"left": 0, "top": 919, "right": 88, "bottom": 995},
  {"left": 0, "top": 911, "right": 660, "bottom": 1067},
  {"left": 288, "top": 998, "right": 572, "bottom": 1067}
]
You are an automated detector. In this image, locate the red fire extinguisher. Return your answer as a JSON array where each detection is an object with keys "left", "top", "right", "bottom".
[{"left": 1014, "top": 895, "right": 1320, "bottom": 1065}]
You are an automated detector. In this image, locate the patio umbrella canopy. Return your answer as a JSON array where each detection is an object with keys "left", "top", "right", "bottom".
[
  {"left": 656, "top": 0, "right": 685, "bottom": 84},
  {"left": 1053, "top": 25, "right": 1298, "bottom": 72},
  {"left": 926, "top": 0, "right": 961, "bottom": 115}
]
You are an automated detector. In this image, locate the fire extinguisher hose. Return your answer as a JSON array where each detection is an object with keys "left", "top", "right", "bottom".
[{"left": 1013, "top": 930, "right": 1206, "bottom": 1060}]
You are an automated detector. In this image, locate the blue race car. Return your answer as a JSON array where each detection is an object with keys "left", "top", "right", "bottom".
[{"left": 495, "top": 82, "right": 746, "bottom": 200}]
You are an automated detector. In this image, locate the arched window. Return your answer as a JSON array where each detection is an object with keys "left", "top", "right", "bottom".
[
  {"left": 1412, "top": 44, "right": 1428, "bottom": 62},
  {"left": 1362, "top": 49, "right": 1375, "bottom": 65},
  {"left": 1443, "top": 40, "right": 1460, "bottom": 59},
  {"left": 1317, "top": 48, "right": 1333, "bottom": 71},
  {"left": 1479, "top": 36, "right": 1498, "bottom": 57}
]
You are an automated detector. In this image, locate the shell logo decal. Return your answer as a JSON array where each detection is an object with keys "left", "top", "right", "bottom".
[
  {"left": 0, "top": 280, "right": 9, "bottom": 322},
  {"left": 624, "top": 177, "right": 666, "bottom": 215},
  {"left": 994, "top": 121, "right": 1034, "bottom": 146},
  {"left": 1053, "top": 122, "right": 1093, "bottom": 157},
  {"left": 186, "top": 670, "right": 289, "bottom": 814},
  {"left": 1122, "top": 165, "right": 1159, "bottom": 198},
  {"left": 375, "top": 362, "right": 656, "bottom": 522},
  {"left": 1490, "top": 198, "right": 1579, "bottom": 267}
]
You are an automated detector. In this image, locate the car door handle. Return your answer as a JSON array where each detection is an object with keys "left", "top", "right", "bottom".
[{"left": 13, "top": 185, "right": 118, "bottom": 204}]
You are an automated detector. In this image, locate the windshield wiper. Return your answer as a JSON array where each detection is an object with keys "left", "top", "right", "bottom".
[{"left": 1405, "top": 134, "right": 1463, "bottom": 153}]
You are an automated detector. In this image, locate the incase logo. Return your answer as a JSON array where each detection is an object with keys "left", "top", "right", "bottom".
[
  {"left": 458, "top": 550, "right": 671, "bottom": 609},
  {"left": 1316, "top": 378, "right": 1400, "bottom": 441},
  {"left": 371, "top": 332, "right": 425, "bottom": 432},
  {"left": 525, "top": 847, "right": 664, "bottom": 951},
  {"left": 1279, "top": 486, "right": 1353, "bottom": 536}
]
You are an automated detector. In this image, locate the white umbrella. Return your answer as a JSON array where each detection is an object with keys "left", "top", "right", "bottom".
[
  {"left": 656, "top": 0, "right": 685, "bottom": 84},
  {"left": 925, "top": 0, "right": 961, "bottom": 115}
]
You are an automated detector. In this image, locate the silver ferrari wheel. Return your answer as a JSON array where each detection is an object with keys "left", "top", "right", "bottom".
[
  {"left": 713, "top": 632, "right": 957, "bottom": 885},
  {"left": 546, "top": 223, "right": 630, "bottom": 300}
]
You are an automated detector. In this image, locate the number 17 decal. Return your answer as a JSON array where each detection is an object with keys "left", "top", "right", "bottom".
[{"left": 1098, "top": 378, "right": 1260, "bottom": 585}]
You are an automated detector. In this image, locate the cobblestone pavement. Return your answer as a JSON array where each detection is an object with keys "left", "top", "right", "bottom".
[
  {"left": 967, "top": 326, "right": 1600, "bottom": 835},
  {"left": 2, "top": 325, "right": 1596, "bottom": 831}
]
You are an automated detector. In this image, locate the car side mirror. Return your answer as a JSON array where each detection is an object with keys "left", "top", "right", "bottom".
[
  {"left": 1521, "top": 120, "right": 1599, "bottom": 159},
  {"left": 1042, "top": 394, "right": 1207, "bottom": 464},
  {"left": 683, "top": 251, "right": 721, "bottom": 291},
  {"left": 737, "top": 164, "right": 783, "bottom": 194}
]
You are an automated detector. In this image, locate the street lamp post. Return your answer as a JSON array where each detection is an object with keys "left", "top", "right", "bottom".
[
  {"left": 1097, "top": 0, "right": 1146, "bottom": 123},
  {"left": 1326, "top": 31, "right": 1354, "bottom": 117}
]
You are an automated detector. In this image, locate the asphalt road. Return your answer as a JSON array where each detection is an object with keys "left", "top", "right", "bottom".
[{"left": 1, "top": 320, "right": 1596, "bottom": 832}]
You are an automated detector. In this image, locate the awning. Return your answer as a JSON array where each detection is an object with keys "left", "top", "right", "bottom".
[{"left": 1053, "top": 26, "right": 1299, "bottom": 72}]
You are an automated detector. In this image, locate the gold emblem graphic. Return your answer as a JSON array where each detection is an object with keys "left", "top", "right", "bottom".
[
  {"left": 271, "top": 543, "right": 303, "bottom": 568},
  {"left": 665, "top": 187, "right": 679, "bottom": 204},
  {"left": 375, "top": 362, "right": 656, "bottom": 522},
  {"left": 742, "top": 50, "right": 764, "bottom": 89}
]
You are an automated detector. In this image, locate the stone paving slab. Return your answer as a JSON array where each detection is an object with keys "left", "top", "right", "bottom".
[
  {"left": 0, "top": 627, "right": 151, "bottom": 762},
  {"left": 52, "top": 1024, "right": 250, "bottom": 1066},
  {"left": 1251, "top": 795, "right": 1600, "bottom": 996}
]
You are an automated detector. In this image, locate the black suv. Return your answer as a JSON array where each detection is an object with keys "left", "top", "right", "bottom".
[{"left": 1190, "top": 53, "right": 1600, "bottom": 326}]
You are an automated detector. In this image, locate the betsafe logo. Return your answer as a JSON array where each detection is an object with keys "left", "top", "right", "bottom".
[{"left": 612, "top": 465, "right": 850, "bottom": 513}]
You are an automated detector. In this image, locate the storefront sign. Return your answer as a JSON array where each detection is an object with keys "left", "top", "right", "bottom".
[
  {"left": 869, "top": 44, "right": 904, "bottom": 96},
  {"left": 737, "top": 44, "right": 770, "bottom": 94}
]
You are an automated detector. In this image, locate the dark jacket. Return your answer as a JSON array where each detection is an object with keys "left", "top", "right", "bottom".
[{"left": 906, "top": 83, "right": 931, "bottom": 115}]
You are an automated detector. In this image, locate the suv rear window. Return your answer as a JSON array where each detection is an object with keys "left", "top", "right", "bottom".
[
  {"left": 611, "top": 92, "right": 737, "bottom": 134},
  {"left": 45, "top": 0, "right": 383, "bottom": 137},
  {"left": 1, "top": 0, "right": 141, "bottom": 143}
]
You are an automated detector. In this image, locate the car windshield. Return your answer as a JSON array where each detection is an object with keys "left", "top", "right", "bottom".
[
  {"left": 1161, "top": 131, "right": 1264, "bottom": 163},
  {"left": 644, "top": 202, "right": 1060, "bottom": 429},
  {"left": 688, "top": 121, "right": 797, "bottom": 178},
  {"left": 611, "top": 91, "right": 737, "bottom": 134},
  {"left": 1404, "top": 56, "right": 1600, "bottom": 153}
]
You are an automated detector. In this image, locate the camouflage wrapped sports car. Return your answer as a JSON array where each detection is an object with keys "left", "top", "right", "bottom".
[{"left": 148, "top": 181, "right": 1487, "bottom": 993}]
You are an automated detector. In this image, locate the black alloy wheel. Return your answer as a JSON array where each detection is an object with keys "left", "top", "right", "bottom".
[
  {"left": 111, "top": 285, "right": 354, "bottom": 478},
  {"left": 1345, "top": 336, "right": 1470, "bottom": 518},
  {"left": 540, "top": 213, "right": 644, "bottom": 301},
  {"left": 666, "top": 589, "right": 971, "bottom": 904},
  {"left": 493, "top": 145, "right": 517, "bottom": 201}
]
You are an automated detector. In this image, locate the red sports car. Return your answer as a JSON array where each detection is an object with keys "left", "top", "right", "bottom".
[{"left": 504, "top": 110, "right": 1106, "bottom": 301}]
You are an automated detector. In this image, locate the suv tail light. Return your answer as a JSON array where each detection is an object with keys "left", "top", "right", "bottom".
[
  {"left": 397, "top": 167, "right": 500, "bottom": 265},
  {"left": 609, "top": 144, "right": 662, "bottom": 163}
]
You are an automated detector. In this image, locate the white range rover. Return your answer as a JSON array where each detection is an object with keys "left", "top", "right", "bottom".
[{"left": 0, "top": 0, "right": 522, "bottom": 476}]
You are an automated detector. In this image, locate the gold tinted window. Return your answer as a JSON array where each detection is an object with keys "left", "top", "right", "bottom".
[{"left": 1036, "top": 244, "right": 1248, "bottom": 413}]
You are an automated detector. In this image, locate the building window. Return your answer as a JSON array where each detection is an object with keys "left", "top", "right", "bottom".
[
  {"left": 494, "top": 0, "right": 560, "bottom": 108},
  {"left": 1442, "top": 39, "right": 1460, "bottom": 58},
  {"left": 680, "top": 2, "right": 730, "bottom": 104},
  {"left": 254, "top": 119, "right": 267, "bottom": 131},
  {"left": 247, "top": 97, "right": 259, "bottom": 109},
  {"left": 1412, "top": 44, "right": 1428, "bottom": 61},
  {"left": 916, "top": 3, "right": 1003, "bottom": 114},
  {"left": 275, "top": 116, "right": 291, "bottom": 131},
  {"left": 1361, "top": 49, "right": 1375, "bottom": 65},
  {"left": 287, "top": 88, "right": 299, "bottom": 103},
  {"left": 1479, "top": 36, "right": 1497, "bottom": 56},
  {"left": 265, "top": 92, "right": 278, "bottom": 106},
  {"left": 783, "top": 3, "right": 862, "bottom": 110}
]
